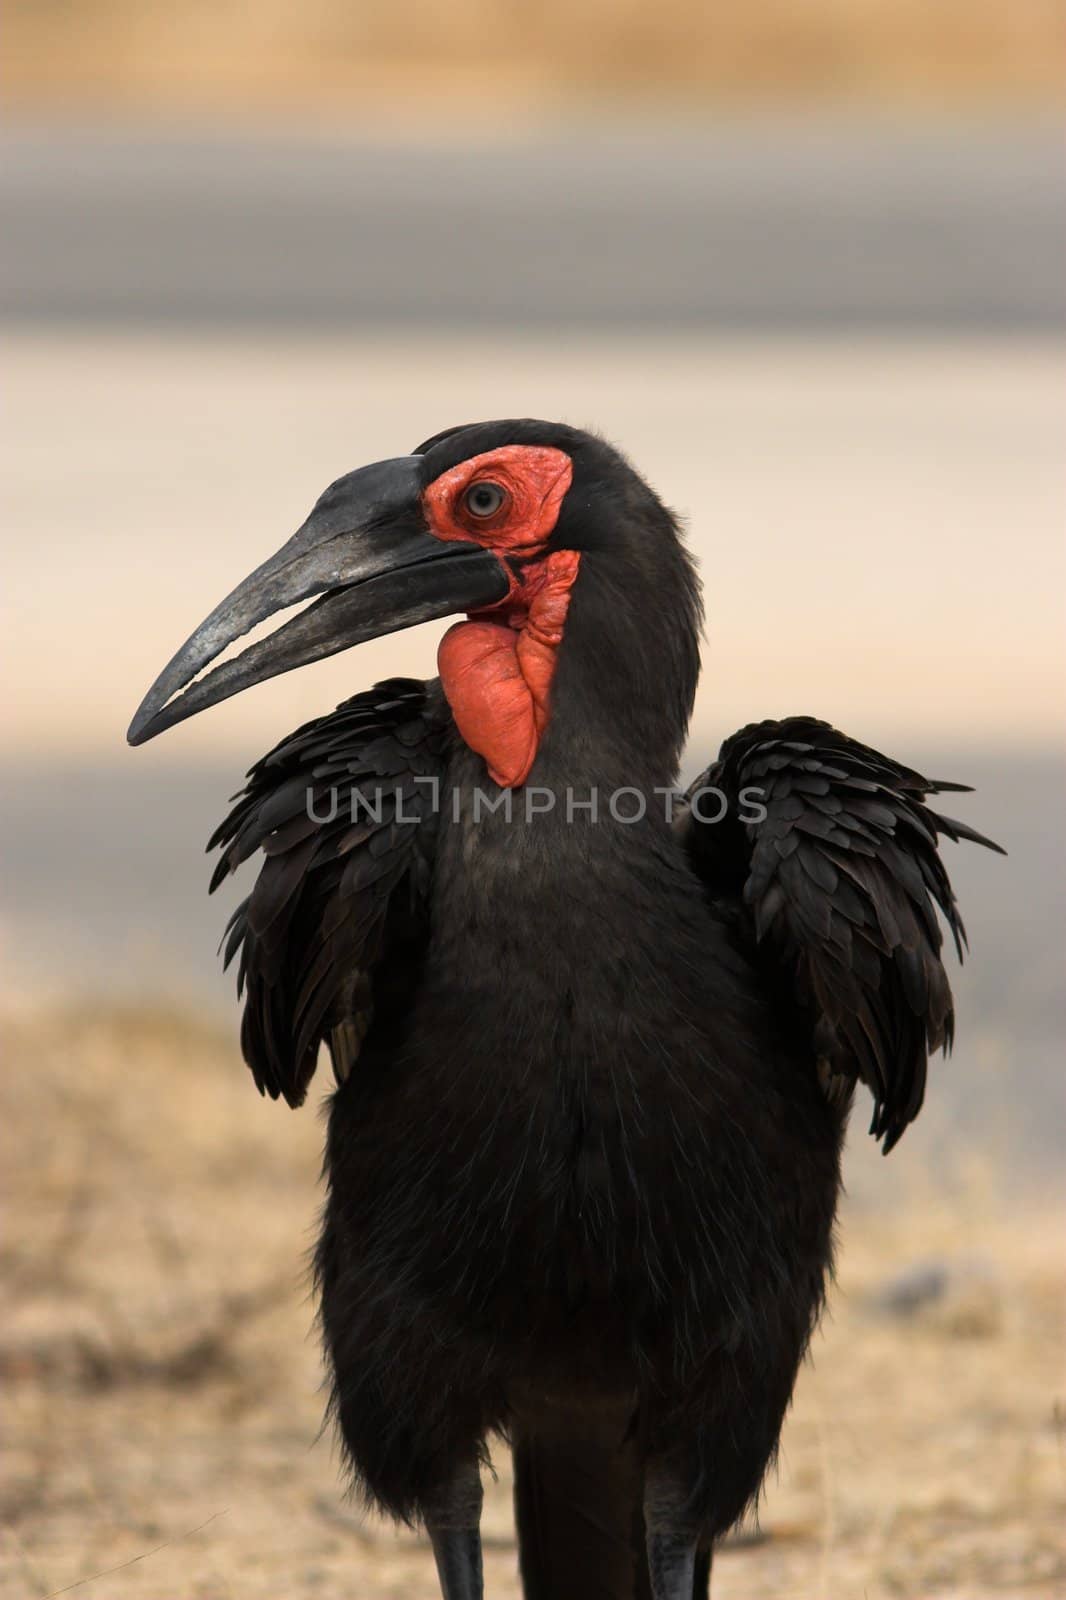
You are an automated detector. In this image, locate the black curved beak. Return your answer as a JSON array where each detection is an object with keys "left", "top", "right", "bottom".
[{"left": 127, "top": 455, "right": 509, "bottom": 745}]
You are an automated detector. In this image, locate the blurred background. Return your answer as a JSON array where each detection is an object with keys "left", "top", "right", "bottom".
[{"left": 3, "top": 5, "right": 1064, "bottom": 1598}]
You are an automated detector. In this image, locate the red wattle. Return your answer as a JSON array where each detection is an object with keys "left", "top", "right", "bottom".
[
  {"left": 437, "top": 550, "right": 580, "bottom": 788},
  {"left": 438, "top": 621, "right": 539, "bottom": 788}
]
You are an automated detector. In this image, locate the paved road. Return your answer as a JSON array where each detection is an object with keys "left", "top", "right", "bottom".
[{"left": 4, "top": 122, "right": 1063, "bottom": 328}]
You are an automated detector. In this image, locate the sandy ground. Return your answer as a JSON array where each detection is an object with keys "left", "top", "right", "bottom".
[
  {"left": 2, "top": 1008, "right": 1063, "bottom": 1599},
  {"left": 9, "top": 2, "right": 1065, "bottom": 115}
]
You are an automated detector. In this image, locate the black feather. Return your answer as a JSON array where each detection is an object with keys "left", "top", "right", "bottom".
[
  {"left": 209, "top": 679, "right": 446, "bottom": 1107},
  {"left": 679, "top": 717, "right": 1002, "bottom": 1151}
]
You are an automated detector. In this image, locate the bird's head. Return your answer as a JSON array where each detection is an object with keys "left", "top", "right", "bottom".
[{"left": 128, "top": 420, "right": 701, "bottom": 776}]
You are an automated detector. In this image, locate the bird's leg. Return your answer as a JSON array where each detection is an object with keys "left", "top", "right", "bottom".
[
  {"left": 693, "top": 1545, "right": 714, "bottom": 1597},
  {"left": 644, "top": 1463, "right": 712, "bottom": 1599},
  {"left": 423, "top": 1456, "right": 484, "bottom": 1600}
]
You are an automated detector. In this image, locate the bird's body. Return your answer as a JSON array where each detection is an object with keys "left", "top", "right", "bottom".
[
  {"left": 130, "top": 419, "right": 1000, "bottom": 1597},
  {"left": 316, "top": 698, "right": 840, "bottom": 1542}
]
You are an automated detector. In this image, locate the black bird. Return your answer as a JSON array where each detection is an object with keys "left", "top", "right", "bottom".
[{"left": 129, "top": 420, "right": 1000, "bottom": 1599}]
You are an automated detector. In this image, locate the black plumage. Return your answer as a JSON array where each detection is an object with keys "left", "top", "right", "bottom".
[
  {"left": 132, "top": 418, "right": 1001, "bottom": 1600},
  {"left": 208, "top": 680, "right": 445, "bottom": 1106},
  {"left": 678, "top": 719, "right": 1001, "bottom": 1151}
]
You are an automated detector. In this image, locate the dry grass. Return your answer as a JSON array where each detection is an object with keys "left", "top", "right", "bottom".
[
  {"left": 6, "top": 0, "right": 1065, "bottom": 115},
  {"left": 2, "top": 1007, "right": 1063, "bottom": 1598}
]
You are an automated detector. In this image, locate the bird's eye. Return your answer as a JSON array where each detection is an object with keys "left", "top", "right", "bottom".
[{"left": 462, "top": 481, "right": 508, "bottom": 520}]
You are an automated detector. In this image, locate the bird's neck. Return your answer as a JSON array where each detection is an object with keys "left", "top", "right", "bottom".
[
  {"left": 428, "top": 665, "right": 694, "bottom": 993},
  {"left": 428, "top": 543, "right": 701, "bottom": 975},
  {"left": 441, "top": 549, "right": 697, "bottom": 799}
]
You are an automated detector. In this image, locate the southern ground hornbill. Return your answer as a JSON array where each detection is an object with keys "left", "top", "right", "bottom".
[{"left": 129, "top": 420, "right": 1000, "bottom": 1598}]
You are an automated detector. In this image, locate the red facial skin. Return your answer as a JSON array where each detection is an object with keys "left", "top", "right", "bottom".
[{"left": 423, "top": 446, "right": 579, "bottom": 789}]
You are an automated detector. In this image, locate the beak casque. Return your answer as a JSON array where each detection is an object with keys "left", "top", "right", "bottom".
[{"left": 127, "top": 455, "right": 509, "bottom": 745}]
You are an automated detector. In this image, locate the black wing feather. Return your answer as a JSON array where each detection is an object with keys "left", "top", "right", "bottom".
[
  {"left": 208, "top": 678, "right": 447, "bottom": 1107},
  {"left": 678, "top": 717, "right": 1003, "bottom": 1151}
]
